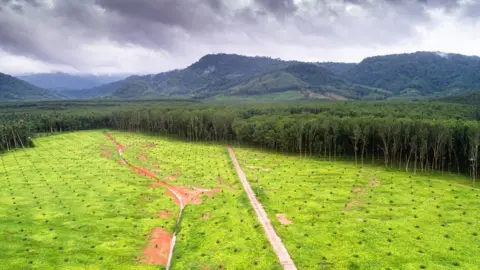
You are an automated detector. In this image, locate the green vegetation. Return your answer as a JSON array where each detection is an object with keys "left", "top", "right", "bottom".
[
  {"left": 438, "top": 90, "right": 480, "bottom": 105},
  {"left": 116, "top": 132, "right": 279, "bottom": 269},
  {"left": 1, "top": 99, "right": 479, "bottom": 181},
  {"left": 344, "top": 52, "right": 480, "bottom": 98},
  {"left": 0, "top": 72, "right": 62, "bottom": 101},
  {"left": 234, "top": 147, "right": 480, "bottom": 269},
  {"left": 0, "top": 131, "right": 279, "bottom": 269},
  {"left": 0, "top": 131, "right": 175, "bottom": 269},
  {"left": 16, "top": 51, "right": 478, "bottom": 101},
  {"left": 1, "top": 98, "right": 479, "bottom": 268}
]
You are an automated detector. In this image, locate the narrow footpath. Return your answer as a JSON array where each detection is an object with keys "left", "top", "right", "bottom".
[
  {"left": 105, "top": 132, "right": 182, "bottom": 270},
  {"left": 226, "top": 146, "right": 297, "bottom": 270}
]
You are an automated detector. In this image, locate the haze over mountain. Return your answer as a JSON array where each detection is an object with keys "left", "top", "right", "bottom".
[
  {"left": 0, "top": 72, "right": 62, "bottom": 101},
  {"left": 18, "top": 73, "right": 126, "bottom": 91}
]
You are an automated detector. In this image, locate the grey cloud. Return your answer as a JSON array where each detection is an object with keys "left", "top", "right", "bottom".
[
  {"left": 254, "top": 0, "right": 298, "bottom": 17},
  {"left": 94, "top": 0, "right": 224, "bottom": 32},
  {"left": 0, "top": 0, "right": 478, "bottom": 74}
]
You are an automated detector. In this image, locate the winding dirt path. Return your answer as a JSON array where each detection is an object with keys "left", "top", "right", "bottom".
[
  {"left": 226, "top": 146, "right": 297, "bottom": 270},
  {"left": 105, "top": 132, "right": 183, "bottom": 269}
]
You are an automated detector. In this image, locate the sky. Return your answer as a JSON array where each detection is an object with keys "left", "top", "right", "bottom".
[{"left": 1, "top": 0, "right": 480, "bottom": 75}]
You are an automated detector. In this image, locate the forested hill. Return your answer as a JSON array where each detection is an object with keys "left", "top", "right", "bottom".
[
  {"left": 343, "top": 51, "right": 480, "bottom": 98},
  {"left": 67, "top": 54, "right": 391, "bottom": 100},
  {"left": 66, "top": 51, "right": 480, "bottom": 101},
  {"left": 8, "top": 51, "right": 480, "bottom": 101},
  {"left": 0, "top": 72, "right": 62, "bottom": 101}
]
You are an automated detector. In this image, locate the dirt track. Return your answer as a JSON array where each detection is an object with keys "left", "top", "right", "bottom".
[{"left": 226, "top": 146, "right": 297, "bottom": 270}]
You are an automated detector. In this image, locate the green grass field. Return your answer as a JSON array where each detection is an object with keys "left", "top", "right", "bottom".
[
  {"left": 2, "top": 130, "right": 479, "bottom": 269},
  {"left": 233, "top": 147, "right": 480, "bottom": 269},
  {"left": 110, "top": 132, "right": 279, "bottom": 269},
  {"left": 0, "top": 131, "right": 279, "bottom": 270}
]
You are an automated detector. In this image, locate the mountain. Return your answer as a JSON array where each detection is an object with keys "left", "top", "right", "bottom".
[
  {"left": 18, "top": 73, "right": 126, "bottom": 91},
  {"left": 225, "top": 63, "right": 390, "bottom": 100},
  {"left": 343, "top": 51, "right": 480, "bottom": 99},
  {"left": 73, "top": 54, "right": 382, "bottom": 100},
  {"left": 317, "top": 62, "right": 356, "bottom": 76},
  {"left": 9, "top": 51, "right": 480, "bottom": 101},
  {"left": 0, "top": 72, "right": 62, "bottom": 101}
]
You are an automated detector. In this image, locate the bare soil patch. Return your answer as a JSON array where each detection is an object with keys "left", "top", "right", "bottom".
[
  {"left": 352, "top": 186, "right": 363, "bottom": 193},
  {"left": 139, "top": 154, "right": 148, "bottom": 161},
  {"left": 156, "top": 210, "right": 172, "bottom": 219},
  {"left": 369, "top": 178, "right": 381, "bottom": 186},
  {"left": 105, "top": 132, "right": 126, "bottom": 152},
  {"left": 345, "top": 180, "right": 379, "bottom": 210},
  {"left": 276, "top": 213, "right": 292, "bottom": 225},
  {"left": 102, "top": 149, "right": 112, "bottom": 159},
  {"left": 142, "top": 227, "right": 172, "bottom": 266},
  {"left": 150, "top": 183, "right": 221, "bottom": 206},
  {"left": 202, "top": 212, "right": 211, "bottom": 220},
  {"left": 345, "top": 199, "right": 364, "bottom": 210}
]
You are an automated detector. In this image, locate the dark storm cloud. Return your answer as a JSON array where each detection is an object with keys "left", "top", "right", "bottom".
[
  {"left": 93, "top": 0, "right": 225, "bottom": 32},
  {"left": 0, "top": 0, "right": 479, "bottom": 73},
  {"left": 254, "top": 0, "right": 298, "bottom": 17}
]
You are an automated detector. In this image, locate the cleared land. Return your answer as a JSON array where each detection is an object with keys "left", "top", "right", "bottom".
[
  {"left": 0, "top": 131, "right": 279, "bottom": 269},
  {"left": 233, "top": 147, "right": 480, "bottom": 269},
  {"left": 2, "top": 129, "right": 479, "bottom": 269}
]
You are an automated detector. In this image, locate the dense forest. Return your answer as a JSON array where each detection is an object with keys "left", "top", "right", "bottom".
[
  {"left": 439, "top": 90, "right": 480, "bottom": 105},
  {"left": 1, "top": 100, "right": 479, "bottom": 182}
]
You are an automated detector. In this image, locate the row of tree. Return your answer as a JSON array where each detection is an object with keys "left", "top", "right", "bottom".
[{"left": 0, "top": 101, "right": 478, "bottom": 182}]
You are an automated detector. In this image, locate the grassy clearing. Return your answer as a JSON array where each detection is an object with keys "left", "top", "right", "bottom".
[
  {"left": 111, "top": 132, "right": 280, "bottom": 269},
  {"left": 0, "top": 130, "right": 280, "bottom": 269},
  {"left": 0, "top": 131, "right": 176, "bottom": 269},
  {"left": 233, "top": 147, "right": 480, "bottom": 269}
]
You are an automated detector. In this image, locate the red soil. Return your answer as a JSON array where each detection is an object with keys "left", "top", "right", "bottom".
[
  {"left": 156, "top": 210, "right": 172, "bottom": 219},
  {"left": 150, "top": 183, "right": 220, "bottom": 205},
  {"left": 276, "top": 213, "right": 292, "bottom": 225},
  {"left": 142, "top": 227, "right": 172, "bottom": 265},
  {"left": 105, "top": 132, "right": 126, "bottom": 152},
  {"left": 102, "top": 149, "right": 112, "bottom": 159},
  {"left": 104, "top": 132, "right": 221, "bottom": 266}
]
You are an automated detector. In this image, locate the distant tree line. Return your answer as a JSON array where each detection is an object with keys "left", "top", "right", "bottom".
[{"left": 0, "top": 100, "right": 478, "bottom": 182}]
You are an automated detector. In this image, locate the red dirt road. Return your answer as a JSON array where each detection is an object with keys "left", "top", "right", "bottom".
[
  {"left": 104, "top": 132, "right": 219, "bottom": 268},
  {"left": 227, "top": 146, "right": 297, "bottom": 270},
  {"left": 142, "top": 227, "right": 172, "bottom": 265}
]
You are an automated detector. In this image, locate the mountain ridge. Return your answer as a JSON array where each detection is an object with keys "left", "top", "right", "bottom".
[
  {"left": 0, "top": 72, "right": 63, "bottom": 101},
  {"left": 18, "top": 72, "right": 126, "bottom": 91},
  {"left": 5, "top": 51, "right": 480, "bottom": 102}
]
